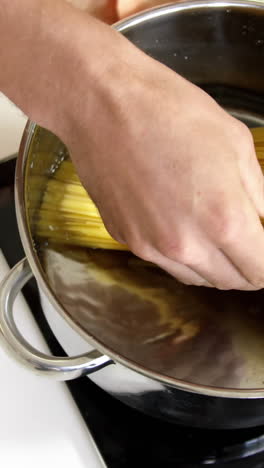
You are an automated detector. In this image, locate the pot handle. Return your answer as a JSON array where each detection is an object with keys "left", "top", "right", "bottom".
[{"left": 0, "top": 258, "right": 113, "bottom": 381}]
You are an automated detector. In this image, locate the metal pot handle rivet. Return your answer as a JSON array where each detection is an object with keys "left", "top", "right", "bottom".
[{"left": 0, "top": 258, "right": 113, "bottom": 381}]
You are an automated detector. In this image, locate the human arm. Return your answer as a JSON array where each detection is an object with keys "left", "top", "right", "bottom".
[{"left": 1, "top": 0, "right": 264, "bottom": 290}]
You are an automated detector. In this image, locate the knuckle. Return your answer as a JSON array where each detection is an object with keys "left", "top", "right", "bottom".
[
  {"left": 129, "top": 240, "right": 153, "bottom": 262},
  {"left": 233, "top": 121, "right": 255, "bottom": 156},
  {"left": 159, "top": 238, "right": 194, "bottom": 265},
  {"left": 214, "top": 216, "right": 240, "bottom": 245},
  {"left": 232, "top": 119, "right": 253, "bottom": 144},
  {"left": 206, "top": 202, "right": 242, "bottom": 246}
]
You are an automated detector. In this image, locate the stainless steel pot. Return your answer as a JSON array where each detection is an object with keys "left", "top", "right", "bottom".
[{"left": 1, "top": 0, "right": 264, "bottom": 429}]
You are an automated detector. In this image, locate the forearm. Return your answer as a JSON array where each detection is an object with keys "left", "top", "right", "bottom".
[{"left": 0, "top": 0, "right": 123, "bottom": 138}]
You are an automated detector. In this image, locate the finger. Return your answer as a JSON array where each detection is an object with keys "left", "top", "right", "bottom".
[
  {"left": 66, "top": 0, "right": 118, "bottom": 24},
  {"left": 153, "top": 227, "right": 259, "bottom": 290},
  {"left": 118, "top": 0, "right": 170, "bottom": 18},
  {"left": 97, "top": 0, "right": 118, "bottom": 23},
  {"left": 107, "top": 224, "right": 212, "bottom": 286},
  {"left": 142, "top": 248, "right": 213, "bottom": 287},
  {"left": 237, "top": 130, "right": 264, "bottom": 217},
  {"left": 181, "top": 236, "right": 260, "bottom": 291},
  {"left": 211, "top": 189, "right": 264, "bottom": 289}
]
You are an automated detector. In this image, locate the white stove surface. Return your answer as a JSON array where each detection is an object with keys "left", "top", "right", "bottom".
[
  {"left": 0, "top": 94, "right": 106, "bottom": 468},
  {"left": 0, "top": 93, "right": 27, "bottom": 160}
]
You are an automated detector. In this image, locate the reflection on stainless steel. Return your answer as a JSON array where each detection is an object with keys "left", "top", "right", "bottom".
[
  {"left": 42, "top": 244, "right": 264, "bottom": 389},
  {"left": 0, "top": 257, "right": 113, "bottom": 380},
  {"left": 2, "top": 0, "right": 264, "bottom": 429}
]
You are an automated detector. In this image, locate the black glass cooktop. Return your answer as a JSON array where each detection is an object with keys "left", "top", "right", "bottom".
[{"left": 2, "top": 157, "right": 264, "bottom": 468}]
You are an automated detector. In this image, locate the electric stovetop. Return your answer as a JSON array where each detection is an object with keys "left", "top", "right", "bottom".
[{"left": 2, "top": 157, "right": 264, "bottom": 468}]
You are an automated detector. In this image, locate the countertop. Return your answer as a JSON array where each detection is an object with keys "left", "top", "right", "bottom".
[{"left": 0, "top": 93, "right": 105, "bottom": 468}]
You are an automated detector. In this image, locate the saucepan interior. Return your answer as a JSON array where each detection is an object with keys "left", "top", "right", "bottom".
[{"left": 19, "top": 1, "right": 264, "bottom": 394}]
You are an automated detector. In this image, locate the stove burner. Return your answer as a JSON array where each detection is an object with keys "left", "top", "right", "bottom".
[{"left": 1, "top": 158, "right": 264, "bottom": 468}]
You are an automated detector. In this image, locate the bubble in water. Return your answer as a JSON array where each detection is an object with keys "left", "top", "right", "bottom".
[
  {"left": 58, "top": 149, "right": 66, "bottom": 158},
  {"left": 173, "top": 52, "right": 177, "bottom": 57},
  {"left": 155, "top": 39, "right": 159, "bottom": 44},
  {"left": 226, "top": 8, "right": 231, "bottom": 13},
  {"left": 256, "top": 39, "right": 264, "bottom": 46},
  {"left": 184, "top": 56, "right": 188, "bottom": 60},
  {"left": 49, "top": 225, "right": 55, "bottom": 231}
]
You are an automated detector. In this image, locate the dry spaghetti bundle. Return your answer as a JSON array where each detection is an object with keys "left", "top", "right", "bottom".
[
  {"left": 36, "top": 127, "right": 264, "bottom": 250},
  {"left": 36, "top": 159, "right": 127, "bottom": 250}
]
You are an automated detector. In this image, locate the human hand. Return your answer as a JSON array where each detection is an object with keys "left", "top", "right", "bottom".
[
  {"left": 65, "top": 0, "right": 117, "bottom": 23},
  {"left": 50, "top": 15, "right": 264, "bottom": 291},
  {"left": 66, "top": 0, "right": 176, "bottom": 23},
  {"left": 118, "top": 0, "right": 176, "bottom": 18},
  {"left": 3, "top": 0, "right": 263, "bottom": 290}
]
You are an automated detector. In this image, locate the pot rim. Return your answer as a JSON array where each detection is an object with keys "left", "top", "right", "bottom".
[{"left": 15, "top": 0, "right": 264, "bottom": 399}]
